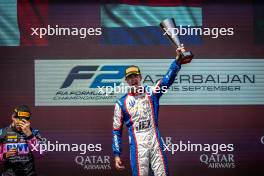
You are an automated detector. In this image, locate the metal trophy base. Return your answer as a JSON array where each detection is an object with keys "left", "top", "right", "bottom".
[
  {"left": 178, "top": 51, "right": 193, "bottom": 64},
  {"left": 160, "top": 18, "right": 194, "bottom": 64},
  {"left": 181, "top": 51, "right": 193, "bottom": 60}
]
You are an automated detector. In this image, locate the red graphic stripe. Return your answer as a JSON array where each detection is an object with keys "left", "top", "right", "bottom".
[{"left": 18, "top": 0, "right": 48, "bottom": 46}]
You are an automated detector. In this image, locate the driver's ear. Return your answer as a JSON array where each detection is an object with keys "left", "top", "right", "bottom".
[
  {"left": 11, "top": 115, "right": 16, "bottom": 122},
  {"left": 139, "top": 74, "right": 142, "bottom": 80},
  {"left": 125, "top": 77, "right": 129, "bottom": 83},
  {"left": 11, "top": 113, "right": 16, "bottom": 119}
]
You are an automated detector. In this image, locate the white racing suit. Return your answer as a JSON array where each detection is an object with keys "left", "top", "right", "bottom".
[{"left": 112, "top": 59, "right": 181, "bottom": 176}]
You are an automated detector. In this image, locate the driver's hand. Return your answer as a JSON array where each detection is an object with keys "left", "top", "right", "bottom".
[
  {"left": 19, "top": 119, "right": 32, "bottom": 137},
  {"left": 176, "top": 46, "right": 185, "bottom": 56},
  {"left": 115, "top": 156, "right": 125, "bottom": 171},
  {"left": 176, "top": 46, "right": 193, "bottom": 64},
  {"left": 5, "top": 148, "right": 17, "bottom": 159}
]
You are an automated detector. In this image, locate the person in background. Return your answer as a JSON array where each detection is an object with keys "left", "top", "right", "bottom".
[{"left": 0, "top": 105, "right": 45, "bottom": 176}]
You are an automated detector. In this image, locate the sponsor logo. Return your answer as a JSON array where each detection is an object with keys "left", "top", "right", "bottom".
[
  {"left": 61, "top": 65, "right": 127, "bottom": 89},
  {"left": 129, "top": 99, "right": 136, "bottom": 107},
  {"left": 135, "top": 120, "right": 151, "bottom": 132},
  {"left": 75, "top": 155, "right": 111, "bottom": 170},
  {"left": 53, "top": 65, "right": 128, "bottom": 101},
  {"left": 7, "top": 135, "right": 17, "bottom": 139},
  {"left": 200, "top": 154, "right": 235, "bottom": 169},
  {"left": 4, "top": 143, "right": 30, "bottom": 154},
  {"left": 6, "top": 135, "right": 18, "bottom": 142}
]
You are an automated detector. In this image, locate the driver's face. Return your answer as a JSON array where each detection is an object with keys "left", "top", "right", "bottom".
[
  {"left": 125, "top": 74, "right": 142, "bottom": 87},
  {"left": 12, "top": 114, "right": 30, "bottom": 131},
  {"left": 12, "top": 114, "right": 22, "bottom": 131}
]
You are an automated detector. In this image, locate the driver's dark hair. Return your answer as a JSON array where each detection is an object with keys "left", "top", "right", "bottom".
[{"left": 14, "top": 105, "right": 31, "bottom": 113}]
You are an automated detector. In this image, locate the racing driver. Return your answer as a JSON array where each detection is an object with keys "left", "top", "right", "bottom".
[
  {"left": 0, "top": 105, "right": 44, "bottom": 176},
  {"left": 112, "top": 47, "right": 192, "bottom": 175}
]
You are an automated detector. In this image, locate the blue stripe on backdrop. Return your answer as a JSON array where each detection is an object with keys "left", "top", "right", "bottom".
[
  {"left": 101, "top": 4, "right": 202, "bottom": 45},
  {"left": 101, "top": 26, "right": 202, "bottom": 45}
]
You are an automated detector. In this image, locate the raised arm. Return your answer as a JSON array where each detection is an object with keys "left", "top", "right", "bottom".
[{"left": 152, "top": 47, "right": 190, "bottom": 99}]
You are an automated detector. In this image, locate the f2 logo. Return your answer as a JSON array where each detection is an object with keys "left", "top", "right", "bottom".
[
  {"left": 61, "top": 65, "right": 128, "bottom": 88},
  {"left": 61, "top": 66, "right": 98, "bottom": 88}
]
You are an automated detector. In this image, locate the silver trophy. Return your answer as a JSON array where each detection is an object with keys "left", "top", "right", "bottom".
[{"left": 160, "top": 18, "right": 193, "bottom": 63}]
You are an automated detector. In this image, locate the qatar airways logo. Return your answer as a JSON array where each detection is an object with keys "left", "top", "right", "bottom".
[
  {"left": 75, "top": 155, "right": 111, "bottom": 170},
  {"left": 200, "top": 154, "right": 235, "bottom": 169}
]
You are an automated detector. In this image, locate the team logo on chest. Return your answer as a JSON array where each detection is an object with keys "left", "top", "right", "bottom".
[
  {"left": 128, "top": 99, "right": 136, "bottom": 108},
  {"left": 127, "top": 95, "right": 153, "bottom": 132}
]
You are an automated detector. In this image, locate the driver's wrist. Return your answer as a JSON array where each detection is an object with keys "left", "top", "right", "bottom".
[
  {"left": 25, "top": 131, "right": 33, "bottom": 138},
  {"left": 114, "top": 156, "right": 120, "bottom": 161}
]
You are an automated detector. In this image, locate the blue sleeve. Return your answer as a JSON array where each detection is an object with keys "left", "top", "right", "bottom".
[
  {"left": 153, "top": 59, "right": 181, "bottom": 99},
  {"left": 112, "top": 102, "right": 123, "bottom": 156}
]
